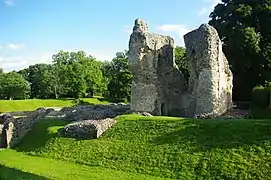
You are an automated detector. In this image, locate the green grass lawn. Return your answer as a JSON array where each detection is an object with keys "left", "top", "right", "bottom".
[
  {"left": 1, "top": 115, "right": 269, "bottom": 179},
  {"left": 0, "top": 97, "right": 109, "bottom": 112},
  {"left": 0, "top": 149, "right": 164, "bottom": 180}
]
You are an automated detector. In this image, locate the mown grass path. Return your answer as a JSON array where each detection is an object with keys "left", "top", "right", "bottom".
[{"left": 0, "top": 97, "right": 109, "bottom": 112}]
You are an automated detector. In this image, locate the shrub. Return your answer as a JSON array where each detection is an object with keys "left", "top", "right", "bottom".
[{"left": 252, "top": 85, "right": 270, "bottom": 108}]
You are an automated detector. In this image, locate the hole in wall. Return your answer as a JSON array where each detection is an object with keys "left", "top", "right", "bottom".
[
  {"left": 191, "top": 49, "right": 196, "bottom": 56},
  {"left": 161, "top": 103, "right": 167, "bottom": 116}
]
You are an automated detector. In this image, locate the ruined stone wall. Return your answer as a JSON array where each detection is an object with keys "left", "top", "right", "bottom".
[
  {"left": 128, "top": 19, "right": 233, "bottom": 118},
  {"left": 128, "top": 19, "right": 187, "bottom": 116},
  {"left": 184, "top": 24, "right": 233, "bottom": 117},
  {"left": 0, "top": 104, "right": 131, "bottom": 148},
  {"left": 0, "top": 108, "right": 48, "bottom": 148},
  {"left": 0, "top": 124, "right": 3, "bottom": 148}
]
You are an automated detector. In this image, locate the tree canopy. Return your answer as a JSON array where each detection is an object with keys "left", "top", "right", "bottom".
[
  {"left": 209, "top": 0, "right": 271, "bottom": 101},
  {"left": 0, "top": 72, "right": 30, "bottom": 100}
]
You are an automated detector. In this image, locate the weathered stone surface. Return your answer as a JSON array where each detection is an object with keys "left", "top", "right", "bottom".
[
  {"left": 60, "top": 103, "right": 130, "bottom": 122},
  {"left": 0, "top": 124, "right": 4, "bottom": 148},
  {"left": 0, "top": 113, "right": 12, "bottom": 124},
  {"left": 59, "top": 118, "right": 116, "bottom": 139},
  {"left": 0, "top": 104, "right": 130, "bottom": 148},
  {"left": 0, "top": 108, "right": 48, "bottom": 148},
  {"left": 128, "top": 18, "right": 187, "bottom": 116},
  {"left": 128, "top": 19, "right": 233, "bottom": 118},
  {"left": 184, "top": 24, "right": 233, "bottom": 117}
]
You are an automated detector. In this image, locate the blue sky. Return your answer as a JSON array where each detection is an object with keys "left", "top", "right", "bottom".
[{"left": 0, "top": 0, "right": 220, "bottom": 72}]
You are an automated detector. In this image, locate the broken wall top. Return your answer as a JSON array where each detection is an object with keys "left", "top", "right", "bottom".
[
  {"left": 184, "top": 24, "right": 225, "bottom": 70},
  {"left": 128, "top": 18, "right": 177, "bottom": 73}
]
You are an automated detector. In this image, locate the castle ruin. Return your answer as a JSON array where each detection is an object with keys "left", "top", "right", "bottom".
[{"left": 128, "top": 19, "right": 233, "bottom": 118}]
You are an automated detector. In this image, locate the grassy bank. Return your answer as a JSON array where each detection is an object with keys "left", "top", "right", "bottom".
[
  {"left": 4, "top": 115, "right": 270, "bottom": 179},
  {"left": 0, "top": 97, "right": 109, "bottom": 112},
  {"left": 0, "top": 149, "right": 163, "bottom": 180}
]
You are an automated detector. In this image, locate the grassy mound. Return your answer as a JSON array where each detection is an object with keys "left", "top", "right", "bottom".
[
  {"left": 0, "top": 97, "right": 109, "bottom": 112},
  {"left": 11, "top": 115, "right": 271, "bottom": 179}
]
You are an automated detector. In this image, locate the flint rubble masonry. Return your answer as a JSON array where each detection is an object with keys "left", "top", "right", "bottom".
[
  {"left": 59, "top": 118, "right": 117, "bottom": 139},
  {"left": 128, "top": 19, "right": 233, "bottom": 117},
  {"left": 184, "top": 24, "right": 233, "bottom": 117},
  {"left": 0, "top": 108, "right": 49, "bottom": 148},
  {"left": 128, "top": 18, "right": 187, "bottom": 117}
]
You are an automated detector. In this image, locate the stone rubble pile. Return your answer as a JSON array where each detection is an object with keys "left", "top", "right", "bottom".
[
  {"left": 194, "top": 109, "right": 250, "bottom": 120},
  {"left": 59, "top": 103, "right": 130, "bottom": 121},
  {"left": 58, "top": 118, "right": 116, "bottom": 139}
]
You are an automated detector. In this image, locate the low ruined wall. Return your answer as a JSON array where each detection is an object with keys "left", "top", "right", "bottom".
[
  {"left": 0, "top": 108, "right": 48, "bottom": 148},
  {"left": 0, "top": 104, "right": 130, "bottom": 148},
  {"left": 9, "top": 111, "right": 32, "bottom": 117},
  {"left": 0, "top": 124, "right": 3, "bottom": 148}
]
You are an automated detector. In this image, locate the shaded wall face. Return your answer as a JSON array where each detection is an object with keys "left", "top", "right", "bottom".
[
  {"left": 156, "top": 44, "right": 187, "bottom": 116},
  {"left": 128, "top": 30, "right": 186, "bottom": 115}
]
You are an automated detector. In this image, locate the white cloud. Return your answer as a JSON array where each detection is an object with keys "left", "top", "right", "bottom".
[
  {"left": 60, "top": 48, "right": 116, "bottom": 61},
  {"left": 3, "top": 0, "right": 15, "bottom": 6},
  {"left": 0, "top": 43, "right": 26, "bottom": 51},
  {"left": 0, "top": 53, "right": 53, "bottom": 72},
  {"left": 0, "top": 49, "right": 117, "bottom": 72},
  {"left": 198, "top": 0, "right": 220, "bottom": 17},
  {"left": 5, "top": 43, "right": 26, "bottom": 50},
  {"left": 157, "top": 24, "right": 192, "bottom": 46}
]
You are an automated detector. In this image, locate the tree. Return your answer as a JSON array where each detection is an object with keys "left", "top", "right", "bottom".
[
  {"left": 52, "top": 50, "right": 106, "bottom": 98},
  {"left": 0, "top": 72, "right": 30, "bottom": 100},
  {"left": 104, "top": 52, "right": 133, "bottom": 101},
  {"left": 26, "top": 64, "right": 57, "bottom": 98},
  {"left": 209, "top": 0, "right": 271, "bottom": 101},
  {"left": 174, "top": 46, "right": 189, "bottom": 84}
]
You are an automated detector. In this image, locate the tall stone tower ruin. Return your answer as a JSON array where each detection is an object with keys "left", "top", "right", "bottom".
[
  {"left": 128, "top": 19, "right": 233, "bottom": 118},
  {"left": 128, "top": 19, "right": 187, "bottom": 116},
  {"left": 184, "top": 24, "right": 233, "bottom": 117}
]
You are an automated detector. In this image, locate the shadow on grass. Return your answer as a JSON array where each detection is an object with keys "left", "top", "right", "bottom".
[
  {"left": 250, "top": 107, "right": 271, "bottom": 119},
  {"left": 97, "top": 97, "right": 126, "bottom": 103},
  {"left": 150, "top": 119, "right": 271, "bottom": 151},
  {"left": 0, "top": 164, "right": 49, "bottom": 180},
  {"left": 15, "top": 119, "right": 69, "bottom": 153}
]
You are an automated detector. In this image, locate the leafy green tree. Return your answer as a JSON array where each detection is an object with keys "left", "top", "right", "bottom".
[
  {"left": 104, "top": 52, "right": 133, "bottom": 101},
  {"left": 0, "top": 72, "right": 30, "bottom": 100},
  {"left": 27, "top": 64, "right": 57, "bottom": 98},
  {"left": 18, "top": 68, "right": 30, "bottom": 81},
  {"left": 209, "top": 0, "right": 271, "bottom": 101},
  {"left": 174, "top": 46, "right": 189, "bottom": 84},
  {"left": 52, "top": 50, "right": 106, "bottom": 98}
]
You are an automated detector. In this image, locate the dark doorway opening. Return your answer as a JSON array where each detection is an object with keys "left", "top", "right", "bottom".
[{"left": 161, "top": 103, "right": 167, "bottom": 116}]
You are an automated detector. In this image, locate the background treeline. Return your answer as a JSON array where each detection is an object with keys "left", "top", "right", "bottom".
[
  {"left": 209, "top": 0, "right": 271, "bottom": 104},
  {"left": 0, "top": 0, "right": 271, "bottom": 105},
  {"left": 0, "top": 48, "right": 187, "bottom": 101}
]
